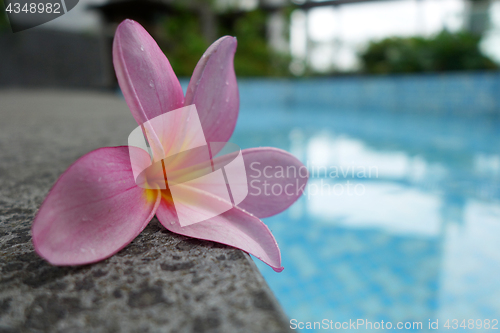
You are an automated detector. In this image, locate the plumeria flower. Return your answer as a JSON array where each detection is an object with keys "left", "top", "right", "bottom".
[{"left": 32, "top": 20, "right": 307, "bottom": 272}]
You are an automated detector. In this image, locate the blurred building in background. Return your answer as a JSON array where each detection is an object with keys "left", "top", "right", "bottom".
[
  {"left": 0, "top": 0, "right": 499, "bottom": 89},
  {"left": 289, "top": 0, "right": 499, "bottom": 74},
  {"left": 0, "top": 0, "right": 293, "bottom": 89}
]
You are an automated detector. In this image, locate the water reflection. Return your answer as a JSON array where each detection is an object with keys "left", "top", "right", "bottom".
[{"left": 233, "top": 109, "right": 500, "bottom": 332}]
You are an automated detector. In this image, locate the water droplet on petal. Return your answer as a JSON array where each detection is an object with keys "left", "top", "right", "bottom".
[
  {"left": 149, "top": 80, "right": 155, "bottom": 89},
  {"left": 140, "top": 45, "right": 145, "bottom": 51},
  {"left": 170, "top": 221, "right": 175, "bottom": 225},
  {"left": 225, "top": 81, "right": 229, "bottom": 86}
]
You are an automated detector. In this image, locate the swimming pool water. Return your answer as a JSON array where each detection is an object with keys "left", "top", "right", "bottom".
[{"left": 232, "top": 105, "right": 500, "bottom": 332}]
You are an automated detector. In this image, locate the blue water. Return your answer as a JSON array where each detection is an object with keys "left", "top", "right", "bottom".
[{"left": 231, "top": 102, "right": 500, "bottom": 332}]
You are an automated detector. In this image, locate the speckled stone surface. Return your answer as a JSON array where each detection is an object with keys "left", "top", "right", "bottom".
[{"left": 0, "top": 90, "right": 291, "bottom": 333}]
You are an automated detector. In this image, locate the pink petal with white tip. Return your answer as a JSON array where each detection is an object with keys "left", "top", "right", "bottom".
[
  {"left": 113, "top": 20, "right": 184, "bottom": 159},
  {"left": 32, "top": 147, "right": 160, "bottom": 266}
]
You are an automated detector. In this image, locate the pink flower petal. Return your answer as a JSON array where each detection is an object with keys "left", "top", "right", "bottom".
[
  {"left": 113, "top": 20, "right": 184, "bottom": 126},
  {"left": 156, "top": 187, "right": 283, "bottom": 272},
  {"left": 238, "top": 148, "right": 309, "bottom": 218},
  {"left": 184, "top": 36, "right": 239, "bottom": 154},
  {"left": 32, "top": 147, "right": 160, "bottom": 266}
]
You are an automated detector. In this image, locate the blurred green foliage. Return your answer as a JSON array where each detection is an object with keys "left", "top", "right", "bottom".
[
  {"left": 220, "top": 9, "right": 291, "bottom": 77},
  {"left": 160, "top": 6, "right": 291, "bottom": 77},
  {"left": 0, "top": 0, "right": 10, "bottom": 32},
  {"left": 359, "top": 30, "right": 497, "bottom": 74},
  {"left": 160, "top": 6, "right": 210, "bottom": 77}
]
